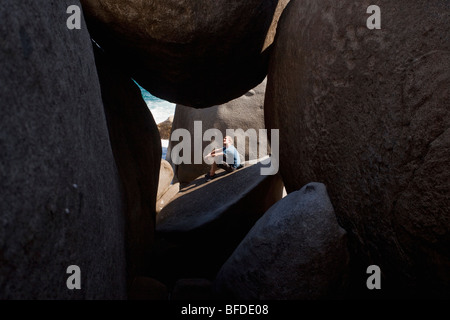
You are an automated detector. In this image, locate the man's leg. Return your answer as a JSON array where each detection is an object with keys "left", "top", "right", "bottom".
[
  {"left": 205, "top": 162, "right": 218, "bottom": 181},
  {"left": 209, "top": 162, "right": 217, "bottom": 176},
  {"left": 219, "top": 163, "right": 235, "bottom": 173}
]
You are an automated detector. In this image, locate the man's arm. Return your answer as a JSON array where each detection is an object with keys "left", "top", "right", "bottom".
[
  {"left": 205, "top": 148, "right": 224, "bottom": 158},
  {"left": 212, "top": 150, "right": 224, "bottom": 157}
]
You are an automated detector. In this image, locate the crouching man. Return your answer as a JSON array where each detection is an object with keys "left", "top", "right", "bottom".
[{"left": 204, "top": 135, "right": 241, "bottom": 181}]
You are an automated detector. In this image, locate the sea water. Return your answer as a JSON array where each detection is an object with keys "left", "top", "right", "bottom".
[{"left": 134, "top": 80, "right": 175, "bottom": 159}]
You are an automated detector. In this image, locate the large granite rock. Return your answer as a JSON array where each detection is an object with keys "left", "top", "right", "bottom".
[
  {"left": 152, "top": 160, "right": 284, "bottom": 284},
  {"left": 171, "top": 278, "right": 214, "bottom": 300},
  {"left": 94, "top": 48, "right": 161, "bottom": 288},
  {"left": 128, "top": 277, "right": 169, "bottom": 300},
  {"left": 262, "top": 0, "right": 291, "bottom": 51},
  {"left": 157, "top": 159, "right": 175, "bottom": 200},
  {"left": 214, "top": 183, "right": 349, "bottom": 299},
  {"left": 80, "top": 0, "right": 278, "bottom": 107},
  {"left": 157, "top": 116, "right": 174, "bottom": 140},
  {"left": 0, "top": 1, "right": 126, "bottom": 299},
  {"left": 156, "top": 183, "right": 180, "bottom": 214},
  {"left": 167, "top": 79, "right": 269, "bottom": 184},
  {"left": 264, "top": 0, "right": 450, "bottom": 297},
  {"left": 156, "top": 159, "right": 179, "bottom": 213}
]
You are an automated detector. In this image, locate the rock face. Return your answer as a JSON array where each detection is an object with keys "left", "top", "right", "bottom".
[
  {"left": 157, "top": 116, "right": 174, "bottom": 140},
  {"left": 0, "top": 1, "right": 126, "bottom": 299},
  {"left": 80, "top": 0, "right": 278, "bottom": 107},
  {"left": 156, "top": 159, "right": 179, "bottom": 213},
  {"left": 153, "top": 161, "right": 284, "bottom": 284},
  {"left": 214, "top": 183, "right": 349, "bottom": 299},
  {"left": 157, "top": 159, "right": 175, "bottom": 200},
  {"left": 167, "top": 79, "right": 269, "bottom": 184},
  {"left": 264, "top": 0, "right": 450, "bottom": 296},
  {"left": 171, "top": 279, "right": 214, "bottom": 300},
  {"left": 156, "top": 183, "right": 180, "bottom": 214},
  {"left": 94, "top": 48, "right": 161, "bottom": 288},
  {"left": 262, "top": 0, "right": 291, "bottom": 51},
  {"left": 128, "top": 277, "right": 169, "bottom": 300}
]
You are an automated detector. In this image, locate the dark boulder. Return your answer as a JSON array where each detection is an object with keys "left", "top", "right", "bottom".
[
  {"left": 264, "top": 0, "right": 450, "bottom": 297},
  {"left": 153, "top": 161, "right": 284, "bottom": 284},
  {"left": 0, "top": 0, "right": 126, "bottom": 299},
  {"left": 80, "top": 0, "right": 279, "bottom": 107},
  {"left": 94, "top": 48, "right": 162, "bottom": 288},
  {"left": 214, "top": 183, "right": 349, "bottom": 300}
]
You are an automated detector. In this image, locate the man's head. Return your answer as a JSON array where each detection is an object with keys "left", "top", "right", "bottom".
[{"left": 223, "top": 135, "right": 234, "bottom": 147}]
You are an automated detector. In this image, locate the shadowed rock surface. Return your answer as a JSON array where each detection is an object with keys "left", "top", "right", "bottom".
[
  {"left": 128, "top": 277, "right": 169, "bottom": 300},
  {"left": 94, "top": 47, "right": 161, "bottom": 290},
  {"left": 264, "top": 0, "right": 450, "bottom": 297},
  {"left": 214, "top": 183, "right": 349, "bottom": 299},
  {"left": 167, "top": 78, "right": 269, "bottom": 184},
  {"left": 153, "top": 160, "right": 283, "bottom": 284},
  {"left": 0, "top": 0, "right": 126, "bottom": 299},
  {"left": 80, "top": 0, "right": 279, "bottom": 107},
  {"left": 171, "top": 278, "right": 214, "bottom": 300}
]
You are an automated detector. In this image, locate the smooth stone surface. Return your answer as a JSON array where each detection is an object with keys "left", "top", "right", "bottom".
[
  {"left": 264, "top": 0, "right": 450, "bottom": 296},
  {"left": 94, "top": 47, "right": 161, "bottom": 286},
  {"left": 129, "top": 277, "right": 169, "bottom": 300},
  {"left": 0, "top": 0, "right": 126, "bottom": 299},
  {"left": 171, "top": 278, "right": 214, "bottom": 300},
  {"left": 81, "top": 0, "right": 279, "bottom": 107},
  {"left": 156, "top": 182, "right": 180, "bottom": 214},
  {"left": 153, "top": 160, "right": 283, "bottom": 283},
  {"left": 214, "top": 183, "right": 349, "bottom": 299},
  {"left": 157, "top": 159, "right": 175, "bottom": 200}
]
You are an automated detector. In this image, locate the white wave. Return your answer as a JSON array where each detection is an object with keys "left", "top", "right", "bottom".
[
  {"left": 161, "top": 139, "right": 169, "bottom": 148},
  {"left": 133, "top": 79, "right": 176, "bottom": 124},
  {"left": 146, "top": 100, "right": 176, "bottom": 124}
]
